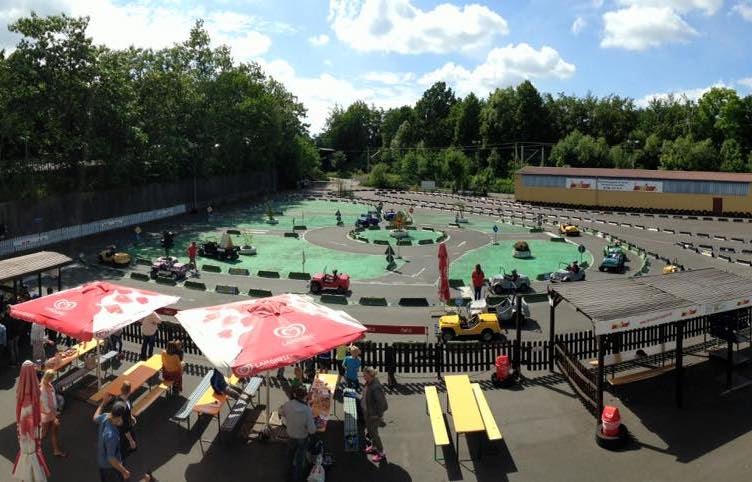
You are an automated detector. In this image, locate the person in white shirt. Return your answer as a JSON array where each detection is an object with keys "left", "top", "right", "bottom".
[
  {"left": 30, "top": 322, "right": 51, "bottom": 362},
  {"left": 279, "top": 386, "right": 316, "bottom": 482},
  {"left": 139, "top": 312, "right": 161, "bottom": 361}
]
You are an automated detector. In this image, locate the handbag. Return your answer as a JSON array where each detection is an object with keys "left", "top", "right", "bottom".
[{"left": 307, "top": 455, "right": 325, "bottom": 482}]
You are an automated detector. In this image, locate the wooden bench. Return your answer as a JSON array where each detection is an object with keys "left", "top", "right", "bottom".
[
  {"left": 471, "top": 383, "right": 502, "bottom": 445},
  {"left": 54, "top": 350, "right": 119, "bottom": 393},
  {"left": 220, "top": 377, "right": 264, "bottom": 439},
  {"left": 172, "top": 371, "right": 214, "bottom": 429},
  {"left": 132, "top": 382, "right": 172, "bottom": 417},
  {"left": 424, "top": 386, "right": 450, "bottom": 462},
  {"left": 89, "top": 354, "right": 163, "bottom": 404},
  {"left": 343, "top": 388, "right": 359, "bottom": 452},
  {"left": 608, "top": 365, "right": 675, "bottom": 386}
]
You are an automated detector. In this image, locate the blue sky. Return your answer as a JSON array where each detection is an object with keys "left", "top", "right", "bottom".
[{"left": 1, "top": 0, "right": 751, "bottom": 133}]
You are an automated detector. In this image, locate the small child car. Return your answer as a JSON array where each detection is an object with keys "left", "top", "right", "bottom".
[
  {"left": 559, "top": 224, "right": 580, "bottom": 236},
  {"left": 98, "top": 245, "right": 131, "bottom": 267},
  {"left": 150, "top": 256, "right": 191, "bottom": 280},
  {"left": 599, "top": 252, "right": 626, "bottom": 273},
  {"left": 309, "top": 270, "right": 351, "bottom": 294}
]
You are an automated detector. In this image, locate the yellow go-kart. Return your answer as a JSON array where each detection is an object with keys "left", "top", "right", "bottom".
[
  {"left": 559, "top": 223, "right": 580, "bottom": 236},
  {"left": 98, "top": 245, "right": 131, "bottom": 267},
  {"left": 436, "top": 311, "right": 503, "bottom": 343}
]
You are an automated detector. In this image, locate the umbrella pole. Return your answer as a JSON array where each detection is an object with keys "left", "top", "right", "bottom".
[
  {"left": 266, "top": 371, "right": 271, "bottom": 426},
  {"left": 96, "top": 338, "right": 102, "bottom": 390}
]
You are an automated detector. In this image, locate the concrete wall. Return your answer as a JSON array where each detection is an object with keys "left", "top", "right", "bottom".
[
  {"left": 514, "top": 174, "right": 752, "bottom": 215},
  {"left": 0, "top": 170, "right": 276, "bottom": 238}
]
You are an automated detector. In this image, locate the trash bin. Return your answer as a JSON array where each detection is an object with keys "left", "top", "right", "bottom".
[
  {"left": 495, "top": 355, "right": 510, "bottom": 381},
  {"left": 601, "top": 406, "right": 621, "bottom": 437}
]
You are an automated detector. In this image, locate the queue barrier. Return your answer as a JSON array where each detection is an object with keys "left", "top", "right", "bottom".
[
  {"left": 320, "top": 294, "right": 348, "bottom": 305},
  {"left": 228, "top": 268, "right": 250, "bottom": 276},
  {"left": 359, "top": 297, "right": 388, "bottom": 307},
  {"left": 288, "top": 272, "right": 311, "bottom": 280},
  {"left": 202, "top": 264, "right": 222, "bottom": 273},
  {"left": 130, "top": 272, "right": 150, "bottom": 282},
  {"left": 216, "top": 285, "right": 240, "bottom": 295},
  {"left": 257, "top": 270, "right": 280, "bottom": 278},
  {"left": 399, "top": 298, "right": 430, "bottom": 307},
  {"left": 183, "top": 281, "right": 207, "bottom": 291},
  {"left": 248, "top": 288, "right": 273, "bottom": 298}
]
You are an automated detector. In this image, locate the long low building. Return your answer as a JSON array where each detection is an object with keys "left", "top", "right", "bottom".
[{"left": 514, "top": 166, "right": 752, "bottom": 216}]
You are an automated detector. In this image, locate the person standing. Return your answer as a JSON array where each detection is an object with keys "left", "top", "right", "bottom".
[
  {"left": 187, "top": 241, "right": 198, "bottom": 270},
  {"left": 471, "top": 264, "right": 485, "bottom": 301},
  {"left": 30, "top": 322, "right": 50, "bottom": 363},
  {"left": 40, "top": 370, "right": 66, "bottom": 457},
  {"left": 362, "top": 367, "right": 388, "bottom": 463},
  {"left": 279, "top": 386, "right": 316, "bottom": 482},
  {"left": 134, "top": 226, "right": 142, "bottom": 244},
  {"left": 139, "top": 312, "right": 161, "bottom": 361},
  {"left": 118, "top": 382, "right": 137, "bottom": 459},
  {"left": 93, "top": 395, "right": 130, "bottom": 482},
  {"left": 343, "top": 346, "right": 362, "bottom": 389}
]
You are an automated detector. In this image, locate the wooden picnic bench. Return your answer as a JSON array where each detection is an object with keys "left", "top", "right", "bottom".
[
  {"left": 343, "top": 388, "right": 359, "bottom": 453},
  {"left": 608, "top": 365, "right": 675, "bottom": 386},
  {"left": 219, "top": 377, "right": 264, "bottom": 441},
  {"left": 54, "top": 350, "right": 118, "bottom": 393},
  {"left": 424, "top": 386, "right": 449, "bottom": 462},
  {"left": 471, "top": 383, "right": 502, "bottom": 457},
  {"left": 171, "top": 371, "right": 214, "bottom": 430},
  {"left": 89, "top": 354, "right": 163, "bottom": 404}
]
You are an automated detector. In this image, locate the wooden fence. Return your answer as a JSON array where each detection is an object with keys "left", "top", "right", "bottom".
[{"left": 119, "top": 312, "right": 746, "bottom": 376}]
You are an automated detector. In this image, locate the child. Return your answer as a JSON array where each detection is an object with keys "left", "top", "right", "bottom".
[{"left": 343, "top": 346, "right": 362, "bottom": 389}]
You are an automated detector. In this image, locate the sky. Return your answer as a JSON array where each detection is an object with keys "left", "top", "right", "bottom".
[{"left": 1, "top": 0, "right": 751, "bottom": 134}]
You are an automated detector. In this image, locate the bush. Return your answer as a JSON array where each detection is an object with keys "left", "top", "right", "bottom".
[
  {"left": 492, "top": 178, "right": 515, "bottom": 194},
  {"left": 513, "top": 241, "right": 530, "bottom": 252}
]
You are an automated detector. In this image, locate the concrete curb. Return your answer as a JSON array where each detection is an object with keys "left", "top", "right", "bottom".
[
  {"left": 288, "top": 272, "right": 311, "bottom": 280},
  {"left": 184, "top": 281, "right": 207, "bottom": 291},
  {"left": 248, "top": 288, "right": 273, "bottom": 298},
  {"left": 202, "top": 264, "right": 222, "bottom": 273},
  {"left": 228, "top": 268, "right": 250, "bottom": 276},
  {"left": 320, "top": 294, "right": 348, "bottom": 305},
  {"left": 257, "top": 270, "right": 280, "bottom": 278},
  {"left": 130, "top": 272, "right": 150, "bottom": 282},
  {"left": 398, "top": 297, "right": 430, "bottom": 307},
  {"left": 216, "top": 285, "right": 240, "bottom": 295},
  {"left": 359, "top": 297, "right": 388, "bottom": 306}
]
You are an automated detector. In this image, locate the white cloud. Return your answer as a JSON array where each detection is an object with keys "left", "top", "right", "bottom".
[
  {"left": 615, "top": 0, "right": 723, "bottom": 15},
  {"left": 0, "top": 1, "right": 272, "bottom": 61},
  {"left": 571, "top": 16, "right": 587, "bottom": 34},
  {"left": 601, "top": 6, "right": 697, "bottom": 50},
  {"left": 636, "top": 82, "right": 729, "bottom": 107},
  {"left": 738, "top": 77, "right": 752, "bottom": 89},
  {"left": 733, "top": 1, "right": 752, "bottom": 21},
  {"left": 327, "top": 0, "right": 509, "bottom": 54},
  {"left": 419, "top": 43, "right": 575, "bottom": 96},
  {"left": 361, "top": 71, "right": 415, "bottom": 84},
  {"left": 258, "top": 59, "right": 420, "bottom": 134},
  {"left": 308, "top": 34, "right": 330, "bottom": 46}
]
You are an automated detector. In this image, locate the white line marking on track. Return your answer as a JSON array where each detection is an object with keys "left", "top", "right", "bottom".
[
  {"left": 412, "top": 267, "right": 426, "bottom": 278},
  {"left": 457, "top": 241, "right": 466, "bottom": 248}
]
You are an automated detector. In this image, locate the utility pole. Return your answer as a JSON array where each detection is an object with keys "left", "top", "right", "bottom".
[{"left": 540, "top": 146, "right": 544, "bottom": 166}]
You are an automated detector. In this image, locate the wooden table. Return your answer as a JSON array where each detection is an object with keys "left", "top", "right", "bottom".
[
  {"left": 105, "top": 365, "right": 158, "bottom": 396},
  {"left": 45, "top": 340, "right": 101, "bottom": 373},
  {"left": 445, "top": 374, "right": 484, "bottom": 461},
  {"left": 193, "top": 375, "right": 240, "bottom": 416}
]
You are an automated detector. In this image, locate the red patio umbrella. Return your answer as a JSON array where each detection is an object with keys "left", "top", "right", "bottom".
[
  {"left": 10, "top": 281, "right": 179, "bottom": 388},
  {"left": 13, "top": 360, "right": 49, "bottom": 482},
  {"left": 438, "top": 242, "right": 450, "bottom": 303},
  {"left": 176, "top": 294, "right": 367, "bottom": 424}
]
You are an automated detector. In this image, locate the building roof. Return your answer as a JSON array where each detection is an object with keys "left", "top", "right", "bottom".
[
  {"left": 550, "top": 268, "right": 752, "bottom": 335},
  {"left": 518, "top": 166, "right": 752, "bottom": 183},
  {"left": 0, "top": 251, "right": 73, "bottom": 284}
]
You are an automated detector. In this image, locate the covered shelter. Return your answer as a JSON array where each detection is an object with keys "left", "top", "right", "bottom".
[
  {"left": 548, "top": 268, "right": 752, "bottom": 418},
  {"left": 0, "top": 251, "right": 73, "bottom": 297}
]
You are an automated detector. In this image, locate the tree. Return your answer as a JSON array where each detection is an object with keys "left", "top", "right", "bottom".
[
  {"left": 514, "top": 81, "right": 547, "bottom": 142},
  {"left": 696, "top": 88, "right": 744, "bottom": 145},
  {"left": 414, "top": 82, "right": 457, "bottom": 147},
  {"left": 480, "top": 87, "right": 517, "bottom": 146},
  {"left": 660, "top": 136, "right": 719, "bottom": 171},
  {"left": 441, "top": 148, "right": 470, "bottom": 191},
  {"left": 720, "top": 139, "right": 745, "bottom": 172},
  {"left": 453, "top": 92, "right": 481, "bottom": 147}
]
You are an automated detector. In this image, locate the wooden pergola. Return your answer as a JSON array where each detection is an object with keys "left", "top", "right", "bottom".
[
  {"left": 0, "top": 251, "right": 73, "bottom": 296},
  {"left": 548, "top": 268, "right": 752, "bottom": 417}
]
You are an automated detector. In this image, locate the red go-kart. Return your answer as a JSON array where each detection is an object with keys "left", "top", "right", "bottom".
[{"left": 309, "top": 271, "right": 350, "bottom": 294}]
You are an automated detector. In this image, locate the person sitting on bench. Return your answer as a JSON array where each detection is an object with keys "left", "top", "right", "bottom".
[
  {"left": 568, "top": 261, "right": 580, "bottom": 273},
  {"left": 210, "top": 368, "right": 243, "bottom": 399}
]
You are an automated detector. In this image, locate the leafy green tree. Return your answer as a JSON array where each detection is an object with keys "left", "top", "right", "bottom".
[
  {"left": 453, "top": 92, "right": 481, "bottom": 147},
  {"left": 414, "top": 82, "right": 457, "bottom": 147},
  {"left": 441, "top": 148, "right": 470, "bottom": 191},
  {"left": 660, "top": 136, "right": 719, "bottom": 171},
  {"left": 720, "top": 139, "right": 745, "bottom": 172}
]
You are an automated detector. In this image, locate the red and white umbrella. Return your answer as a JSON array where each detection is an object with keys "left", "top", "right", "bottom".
[
  {"left": 175, "top": 294, "right": 366, "bottom": 377},
  {"left": 438, "top": 242, "right": 450, "bottom": 303},
  {"left": 13, "top": 361, "right": 49, "bottom": 482},
  {"left": 9, "top": 281, "right": 179, "bottom": 341}
]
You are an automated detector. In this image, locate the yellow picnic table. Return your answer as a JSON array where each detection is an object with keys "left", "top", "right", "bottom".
[
  {"left": 44, "top": 340, "right": 101, "bottom": 373},
  {"left": 89, "top": 354, "right": 162, "bottom": 404},
  {"left": 445, "top": 374, "right": 485, "bottom": 461},
  {"left": 193, "top": 375, "right": 240, "bottom": 416}
]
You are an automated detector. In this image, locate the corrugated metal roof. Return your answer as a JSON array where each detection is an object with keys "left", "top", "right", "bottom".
[
  {"left": 518, "top": 166, "right": 752, "bottom": 183},
  {"left": 551, "top": 268, "right": 752, "bottom": 324},
  {"left": 0, "top": 251, "right": 73, "bottom": 283}
]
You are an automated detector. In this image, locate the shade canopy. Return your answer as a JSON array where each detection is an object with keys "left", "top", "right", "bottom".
[
  {"left": 13, "top": 361, "right": 49, "bottom": 481},
  {"left": 9, "top": 281, "right": 179, "bottom": 340},
  {"left": 175, "top": 294, "right": 367, "bottom": 377}
]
